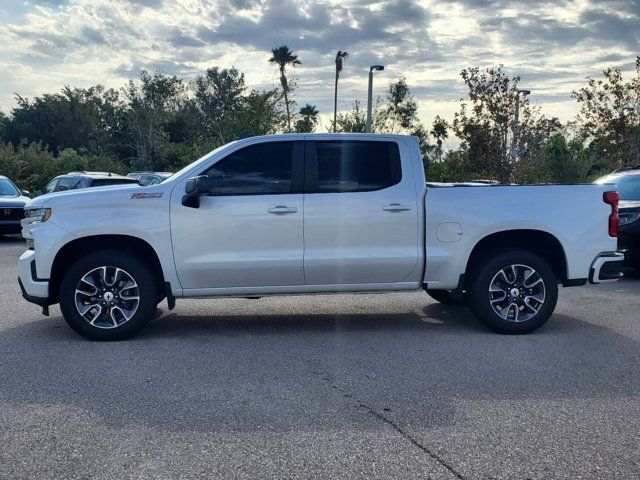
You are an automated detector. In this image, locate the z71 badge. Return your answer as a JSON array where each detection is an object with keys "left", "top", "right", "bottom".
[{"left": 130, "top": 192, "right": 163, "bottom": 199}]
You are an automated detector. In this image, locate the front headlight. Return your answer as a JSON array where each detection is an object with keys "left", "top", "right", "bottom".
[
  {"left": 25, "top": 207, "right": 52, "bottom": 223},
  {"left": 22, "top": 208, "right": 52, "bottom": 244}
]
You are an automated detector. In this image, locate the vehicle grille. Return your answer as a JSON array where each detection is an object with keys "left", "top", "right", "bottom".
[{"left": 0, "top": 208, "right": 24, "bottom": 220}]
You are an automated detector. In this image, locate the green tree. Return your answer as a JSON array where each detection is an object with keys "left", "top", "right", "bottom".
[
  {"left": 424, "top": 149, "right": 471, "bottom": 183},
  {"left": 232, "top": 89, "right": 286, "bottom": 137},
  {"left": 268, "top": 45, "right": 301, "bottom": 132},
  {"left": 123, "top": 70, "right": 186, "bottom": 170},
  {"left": 192, "top": 67, "right": 247, "bottom": 147},
  {"left": 333, "top": 51, "right": 348, "bottom": 133},
  {"left": 374, "top": 78, "right": 430, "bottom": 154},
  {"left": 3, "top": 87, "right": 115, "bottom": 155},
  {"left": 294, "top": 104, "right": 320, "bottom": 133},
  {"left": 452, "top": 65, "right": 552, "bottom": 183},
  {"left": 573, "top": 57, "right": 640, "bottom": 169},
  {"left": 516, "top": 134, "right": 595, "bottom": 184},
  {"left": 0, "top": 110, "right": 8, "bottom": 142},
  {"left": 334, "top": 100, "right": 366, "bottom": 133},
  {"left": 375, "top": 78, "right": 419, "bottom": 132},
  {"left": 0, "top": 142, "right": 123, "bottom": 192},
  {"left": 430, "top": 115, "right": 449, "bottom": 162},
  {"left": 540, "top": 134, "right": 593, "bottom": 183}
]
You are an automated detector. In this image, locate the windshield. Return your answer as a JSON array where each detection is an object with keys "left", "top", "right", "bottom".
[
  {"left": 595, "top": 173, "right": 640, "bottom": 200},
  {"left": 0, "top": 178, "right": 20, "bottom": 196}
]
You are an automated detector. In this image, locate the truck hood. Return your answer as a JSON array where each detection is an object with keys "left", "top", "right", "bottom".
[
  {"left": 0, "top": 195, "right": 29, "bottom": 208},
  {"left": 27, "top": 183, "right": 169, "bottom": 210}
]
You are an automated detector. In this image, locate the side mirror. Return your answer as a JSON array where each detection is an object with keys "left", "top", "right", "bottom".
[
  {"left": 21, "top": 190, "right": 30, "bottom": 197},
  {"left": 182, "top": 175, "right": 209, "bottom": 208}
]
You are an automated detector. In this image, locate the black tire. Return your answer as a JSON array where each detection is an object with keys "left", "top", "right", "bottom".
[
  {"left": 468, "top": 249, "right": 558, "bottom": 334},
  {"left": 59, "top": 249, "right": 160, "bottom": 340},
  {"left": 426, "top": 289, "right": 465, "bottom": 305}
]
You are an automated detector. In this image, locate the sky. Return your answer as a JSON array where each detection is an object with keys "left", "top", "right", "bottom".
[{"left": 0, "top": 0, "right": 638, "bottom": 142}]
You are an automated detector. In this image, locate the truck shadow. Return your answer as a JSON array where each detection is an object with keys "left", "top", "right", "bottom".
[{"left": 0, "top": 305, "right": 638, "bottom": 435}]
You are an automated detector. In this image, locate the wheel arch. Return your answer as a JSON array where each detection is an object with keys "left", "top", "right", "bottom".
[
  {"left": 464, "top": 229, "right": 569, "bottom": 289},
  {"left": 49, "top": 234, "right": 166, "bottom": 304}
]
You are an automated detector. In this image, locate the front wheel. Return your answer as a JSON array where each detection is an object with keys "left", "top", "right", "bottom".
[
  {"left": 59, "top": 250, "right": 160, "bottom": 340},
  {"left": 468, "top": 250, "right": 558, "bottom": 334}
]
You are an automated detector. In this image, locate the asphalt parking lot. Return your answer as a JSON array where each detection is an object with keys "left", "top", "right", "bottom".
[{"left": 1, "top": 236, "right": 639, "bottom": 479}]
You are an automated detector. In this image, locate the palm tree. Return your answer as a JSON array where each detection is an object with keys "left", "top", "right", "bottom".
[
  {"left": 333, "top": 51, "right": 348, "bottom": 132},
  {"left": 294, "top": 104, "right": 320, "bottom": 132},
  {"left": 269, "top": 45, "right": 301, "bottom": 132},
  {"left": 430, "top": 115, "right": 449, "bottom": 162}
]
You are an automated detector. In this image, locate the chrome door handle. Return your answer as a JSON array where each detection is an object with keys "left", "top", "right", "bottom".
[
  {"left": 382, "top": 203, "right": 412, "bottom": 212},
  {"left": 267, "top": 206, "right": 298, "bottom": 214}
]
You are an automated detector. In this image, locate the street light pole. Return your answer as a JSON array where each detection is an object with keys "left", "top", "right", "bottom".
[
  {"left": 622, "top": 106, "right": 639, "bottom": 166},
  {"left": 366, "top": 65, "right": 384, "bottom": 133},
  {"left": 513, "top": 88, "right": 531, "bottom": 163}
]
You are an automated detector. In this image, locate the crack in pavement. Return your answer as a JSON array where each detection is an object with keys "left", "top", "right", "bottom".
[{"left": 310, "top": 368, "right": 467, "bottom": 480}]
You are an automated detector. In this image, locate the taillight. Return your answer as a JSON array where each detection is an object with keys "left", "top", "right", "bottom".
[{"left": 603, "top": 191, "right": 619, "bottom": 237}]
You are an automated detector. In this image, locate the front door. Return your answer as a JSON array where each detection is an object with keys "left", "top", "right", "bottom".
[{"left": 171, "top": 140, "right": 305, "bottom": 290}]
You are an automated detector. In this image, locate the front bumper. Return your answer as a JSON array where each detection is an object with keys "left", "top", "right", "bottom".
[
  {"left": 0, "top": 220, "right": 22, "bottom": 234},
  {"left": 589, "top": 252, "right": 625, "bottom": 284},
  {"left": 18, "top": 249, "right": 50, "bottom": 302}
]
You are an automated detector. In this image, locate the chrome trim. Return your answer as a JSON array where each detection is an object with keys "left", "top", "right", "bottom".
[{"left": 589, "top": 252, "right": 624, "bottom": 284}]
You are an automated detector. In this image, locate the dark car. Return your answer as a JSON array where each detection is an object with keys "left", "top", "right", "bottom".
[
  {"left": 595, "top": 169, "right": 640, "bottom": 270},
  {"left": 38, "top": 171, "right": 139, "bottom": 196},
  {"left": 0, "top": 175, "right": 30, "bottom": 235}
]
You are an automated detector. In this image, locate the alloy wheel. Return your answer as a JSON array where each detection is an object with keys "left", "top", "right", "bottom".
[
  {"left": 74, "top": 266, "right": 140, "bottom": 329},
  {"left": 488, "top": 264, "right": 546, "bottom": 323}
]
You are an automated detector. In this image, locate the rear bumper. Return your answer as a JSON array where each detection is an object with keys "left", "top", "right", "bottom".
[
  {"left": 589, "top": 252, "right": 625, "bottom": 284},
  {"left": 18, "top": 249, "right": 50, "bottom": 302},
  {"left": 618, "top": 230, "right": 640, "bottom": 265}
]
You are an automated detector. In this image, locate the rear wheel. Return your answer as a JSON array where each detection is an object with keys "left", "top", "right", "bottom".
[
  {"left": 468, "top": 250, "right": 558, "bottom": 334},
  {"left": 426, "top": 289, "right": 465, "bottom": 305},
  {"left": 59, "top": 250, "right": 160, "bottom": 340}
]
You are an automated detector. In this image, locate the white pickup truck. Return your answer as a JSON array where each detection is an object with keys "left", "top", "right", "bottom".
[{"left": 18, "top": 134, "right": 624, "bottom": 340}]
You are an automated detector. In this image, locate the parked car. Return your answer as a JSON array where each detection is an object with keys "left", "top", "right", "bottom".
[
  {"left": 18, "top": 134, "right": 623, "bottom": 340},
  {"left": 127, "top": 171, "right": 173, "bottom": 186},
  {"left": 0, "top": 176, "right": 30, "bottom": 235},
  {"left": 38, "top": 172, "right": 139, "bottom": 196},
  {"left": 595, "top": 168, "right": 640, "bottom": 270}
]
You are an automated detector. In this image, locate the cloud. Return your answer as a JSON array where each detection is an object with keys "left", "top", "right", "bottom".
[
  {"left": 128, "top": 0, "right": 164, "bottom": 6},
  {"left": 0, "top": 0, "right": 637, "bottom": 127},
  {"left": 168, "top": 28, "right": 206, "bottom": 48}
]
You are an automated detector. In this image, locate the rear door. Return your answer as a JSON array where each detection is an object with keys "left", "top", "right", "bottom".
[{"left": 303, "top": 139, "right": 420, "bottom": 285}]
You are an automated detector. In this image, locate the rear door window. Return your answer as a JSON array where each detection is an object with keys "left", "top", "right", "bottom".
[{"left": 307, "top": 141, "right": 401, "bottom": 193}]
